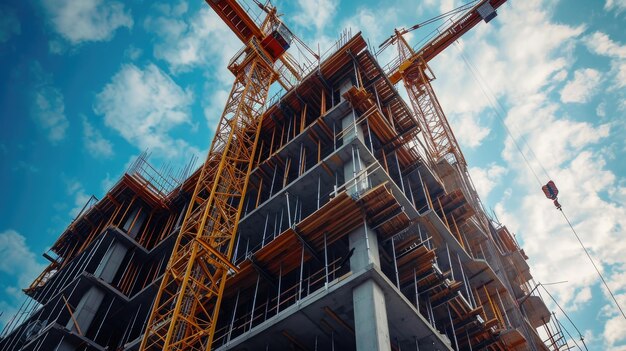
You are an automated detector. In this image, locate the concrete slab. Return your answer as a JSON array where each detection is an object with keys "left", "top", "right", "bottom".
[{"left": 217, "top": 265, "right": 451, "bottom": 351}]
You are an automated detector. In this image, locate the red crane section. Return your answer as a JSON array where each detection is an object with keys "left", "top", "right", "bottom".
[
  {"left": 418, "top": 0, "right": 506, "bottom": 63},
  {"left": 205, "top": 0, "right": 263, "bottom": 43}
]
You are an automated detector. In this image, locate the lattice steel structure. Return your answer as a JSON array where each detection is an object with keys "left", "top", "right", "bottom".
[
  {"left": 386, "top": 0, "right": 507, "bottom": 166},
  {"left": 140, "top": 2, "right": 290, "bottom": 350}
]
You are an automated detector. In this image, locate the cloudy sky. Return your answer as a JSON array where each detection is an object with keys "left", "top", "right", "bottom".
[{"left": 0, "top": 0, "right": 624, "bottom": 348}]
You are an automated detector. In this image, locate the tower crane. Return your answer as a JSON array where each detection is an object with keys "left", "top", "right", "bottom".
[
  {"left": 380, "top": 0, "right": 506, "bottom": 226},
  {"left": 140, "top": 1, "right": 312, "bottom": 350},
  {"left": 381, "top": 0, "right": 507, "bottom": 167}
]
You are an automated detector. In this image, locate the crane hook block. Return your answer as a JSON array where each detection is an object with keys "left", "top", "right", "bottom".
[{"left": 542, "top": 180, "right": 559, "bottom": 200}]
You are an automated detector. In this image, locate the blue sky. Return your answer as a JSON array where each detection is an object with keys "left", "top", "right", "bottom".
[{"left": 0, "top": 0, "right": 625, "bottom": 348}]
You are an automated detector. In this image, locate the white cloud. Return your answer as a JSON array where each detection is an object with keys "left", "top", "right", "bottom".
[
  {"left": 11, "top": 161, "right": 39, "bottom": 174},
  {"left": 338, "top": 4, "right": 407, "bottom": 69},
  {"left": 341, "top": 6, "right": 399, "bottom": 45},
  {"left": 294, "top": 0, "right": 339, "bottom": 32},
  {"left": 124, "top": 45, "right": 143, "bottom": 61},
  {"left": 144, "top": 5, "right": 238, "bottom": 77},
  {"left": 469, "top": 163, "right": 508, "bottom": 199},
  {"left": 94, "top": 63, "right": 197, "bottom": 159},
  {"left": 0, "top": 4, "right": 20, "bottom": 43},
  {"left": 101, "top": 172, "right": 117, "bottom": 193},
  {"left": 585, "top": 31, "right": 626, "bottom": 59},
  {"left": 449, "top": 112, "right": 491, "bottom": 148},
  {"left": 41, "top": 0, "right": 133, "bottom": 44},
  {"left": 66, "top": 179, "right": 93, "bottom": 219},
  {"left": 48, "top": 39, "right": 65, "bottom": 54},
  {"left": 30, "top": 64, "right": 69, "bottom": 143},
  {"left": 418, "top": 0, "right": 456, "bottom": 15},
  {"left": 0, "top": 230, "right": 45, "bottom": 289},
  {"left": 572, "top": 286, "right": 592, "bottom": 310},
  {"left": 597, "top": 102, "right": 607, "bottom": 117},
  {"left": 32, "top": 87, "right": 68, "bottom": 142},
  {"left": 603, "top": 293, "right": 626, "bottom": 348},
  {"left": 605, "top": 0, "right": 626, "bottom": 13},
  {"left": 584, "top": 32, "right": 626, "bottom": 89},
  {"left": 560, "top": 68, "right": 602, "bottom": 103},
  {"left": 553, "top": 69, "right": 568, "bottom": 82},
  {"left": 616, "top": 62, "right": 626, "bottom": 88},
  {"left": 203, "top": 88, "right": 229, "bottom": 131},
  {"left": 0, "top": 229, "right": 45, "bottom": 328},
  {"left": 82, "top": 116, "right": 114, "bottom": 158}
]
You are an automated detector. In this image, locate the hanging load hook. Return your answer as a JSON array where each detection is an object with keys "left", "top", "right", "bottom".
[{"left": 542, "top": 180, "right": 561, "bottom": 210}]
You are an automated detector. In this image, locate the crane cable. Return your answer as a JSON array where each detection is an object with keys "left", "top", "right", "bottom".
[
  {"left": 559, "top": 208, "right": 626, "bottom": 321},
  {"left": 455, "top": 42, "right": 543, "bottom": 188},
  {"left": 377, "top": 0, "right": 480, "bottom": 54},
  {"left": 453, "top": 41, "right": 626, "bottom": 322}
]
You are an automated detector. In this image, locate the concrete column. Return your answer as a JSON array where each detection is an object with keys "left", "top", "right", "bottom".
[
  {"left": 341, "top": 108, "right": 364, "bottom": 143},
  {"left": 65, "top": 286, "right": 105, "bottom": 335},
  {"left": 353, "top": 279, "right": 391, "bottom": 351},
  {"left": 340, "top": 91, "right": 391, "bottom": 351},
  {"left": 94, "top": 241, "right": 128, "bottom": 283},
  {"left": 339, "top": 77, "right": 354, "bottom": 103},
  {"left": 342, "top": 110, "right": 368, "bottom": 197},
  {"left": 349, "top": 215, "right": 389, "bottom": 351},
  {"left": 349, "top": 223, "right": 380, "bottom": 271}
]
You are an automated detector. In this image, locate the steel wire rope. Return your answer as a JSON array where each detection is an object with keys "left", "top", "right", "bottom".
[
  {"left": 453, "top": 39, "right": 552, "bottom": 181},
  {"left": 454, "top": 42, "right": 543, "bottom": 187},
  {"left": 558, "top": 208, "right": 626, "bottom": 321},
  {"left": 454, "top": 38, "right": 626, "bottom": 323}
]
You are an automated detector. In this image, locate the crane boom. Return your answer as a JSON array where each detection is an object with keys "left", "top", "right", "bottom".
[
  {"left": 416, "top": 0, "right": 506, "bottom": 64},
  {"left": 388, "top": 0, "right": 507, "bottom": 84},
  {"left": 207, "top": 0, "right": 263, "bottom": 43},
  {"left": 141, "top": 1, "right": 294, "bottom": 350}
]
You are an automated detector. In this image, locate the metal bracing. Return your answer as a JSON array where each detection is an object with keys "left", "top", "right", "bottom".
[
  {"left": 140, "top": 52, "right": 276, "bottom": 351},
  {"left": 395, "top": 32, "right": 498, "bottom": 237},
  {"left": 395, "top": 34, "right": 465, "bottom": 167}
]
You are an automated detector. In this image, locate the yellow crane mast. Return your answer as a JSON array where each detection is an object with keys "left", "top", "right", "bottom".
[
  {"left": 383, "top": 0, "right": 507, "bottom": 225},
  {"left": 140, "top": 1, "right": 302, "bottom": 350},
  {"left": 385, "top": 0, "right": 507, "bottom": 166}
]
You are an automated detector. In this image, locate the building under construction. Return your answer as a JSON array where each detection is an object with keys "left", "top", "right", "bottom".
[{"left": 0, "top": 0, "right": 574, "bottom": 350}]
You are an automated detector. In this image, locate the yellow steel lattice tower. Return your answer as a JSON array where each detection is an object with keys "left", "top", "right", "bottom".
[
  {"left": 384, "top": 0, "right": 507, "bottom": 230},
  {"left": 386, "top": 0, "right": 507, "bottom": 166},
  {"left": 140, "top": 1, "right": 299, "bottom": 349},
  {"left": 395, "top": 32, "right": 465, "bottom": 166}
]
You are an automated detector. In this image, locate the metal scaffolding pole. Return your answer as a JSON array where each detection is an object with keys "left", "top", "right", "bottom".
[
  {"left": 249, "top": 274, "right": 260, "bottom": 332},
  {"left": 391, "top": 237, "right": 400, "bottom": 288},
  {"left": 227, "top": 290, "right": 240, "bottom": 343}
]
